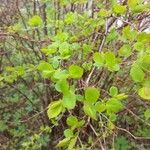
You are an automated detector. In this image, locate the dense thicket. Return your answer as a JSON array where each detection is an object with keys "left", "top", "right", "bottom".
[{"left": 0, "top": 0, "right": 150, "bottom": 149}]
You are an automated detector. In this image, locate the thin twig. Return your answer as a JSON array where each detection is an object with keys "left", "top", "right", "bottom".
[
  {"left": 100, "top": 113, "right": 150, "bottom": 140},
  {"left": 116, "top": 126, "right": 150, "bottom": 140},
  {"left": 125, "top": 108, "right": 150, "bottom": 127},
  {"left": 85, "top": 19, "right": 108, "bottom": 86},
  {"left": 89, "top": 123, "right": 105, "bottom": 150},
  {"left": 20, "top": 107, "right": 48, "bottom": 123}
]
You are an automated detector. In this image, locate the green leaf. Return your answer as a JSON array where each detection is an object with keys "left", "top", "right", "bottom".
[
  {"left": 144, "top": 109, "right": 150, "bottom": 120},
  {"left": 122, "top": 26, "right": 137, "bottom": 41},
  {"left": 64, "top": 12, "right": 77, "bottom": 24},
  {"left": 138, "top": 87, "right": 150, "bottom": 100},
  {"left": 68, "top": 136, "right": 78, "bottom": 150},
  {"left": 109, "top": 113, "right": 117, "bottom": 122},
  {"left": 113, "top": 4, "right": 127, "bottom": 14},
  {"left": 55, "top": 79, "right": 69, "bottom": 93},
  {"left": 143, "top": 79, "right": 150, "bottom": 88},
  {"left": 83, "top": 104, "right": 97, "bottom": 120},
  {"left": 109, "top": 86, "right": 118, "bottom": 97},
  {"left": 53, "top": 69, "right": 69, "bottom": 80},
  {"left": 82, "top": 62, "right": 92, "bottom": 71},
  {"left": 47, "top": 100, "right": 63, "bottom": 119},
  {"left": 52, "top": 56, "right": 60, "bottom": 69},
  {"left": 83, "top": 43, "right": 92, "bottom": 55},
  {"left": 119, "top": 44, "right": 132, "bottom": 57},
  {"left": 137, "top": 32, "right": 150, "bottom": 43},
  {"left": 69, "top": 65, "right": 83, "bottom": 79},
  {"left": 66, "top": 116, "right": 78, "bottom": 127},
  {"left": 106, "top": 29, "right": 118, "bottom": 43},
  {"left": 56, "top": 138, "right": 70, "bottom": 148},
  {"left": 114, "top": 93, "right": 128, "bottom": 100},
  {"left": 15, "top": 66, "right": 25, "bottom": 76},
  {"left": 132, "top": 4, "right": 150, "bottom": 13},
  {"left": 77, "top": 120, "right": 85, "bottom": 127},
  {"left": 85, "top": 87, "right": 100, "bottom": 104},
  {"left": 38, "top": 61, "right": 53, "bottom": 71},
  {"left": 130, "top": 64, "right": 144, "bottom": 82},
  {"left": 28, "top": 15, "right": 42, "bottom": 27},
  {"left": 64, "top": 129, "right": 74, "bottom": 138},
  {"left": 59, "top": 42, "right": 70, "bottom": 57},
  {"left": 38, "top": 61, "right": 54, "bottom": 78},
  {"left": 128, "top": 0, "right": 138, "bottom": 9},
  {"left": 106, "top": 98, "right": 123, "bottom": 113},
  {"left": 138, "top": 54, "right": 150, "bottom": 70},
  {"left": 76, "top": 94, "right": 84, "bottom": 102},
  {"left": 62, "top": 90, "right": 76, "bottom": 109},
  {"left": 41, "top": 47, "right": 56, "bottom": 55},
  {"left": 98, "top": 9, "right": 111, "bottom": 17},
  {"left": 93, "top": 52, "right": 105, "bottom": 66},
  {"left": 41, "top": 42, "right": 58, "bottom": 55},
  {"left": 95, "top": 102, "right": 106, "bottom": 113},
  {"left": 53, "top": 32, "right": 69, "bottom": 42},
  {"left": 133, "top": 42, "right": 145, "bottom": 51},
  {"left": 105, "top": 52, "right": 119, "bottom": 71}
]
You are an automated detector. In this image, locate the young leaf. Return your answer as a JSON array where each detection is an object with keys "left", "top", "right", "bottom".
[
  {"left": 109, "top": 113, "right": 117, "bottom": 122},
  {"left": 83, "top": 104, "right": 97, "bottom": 120},
  {"left": 130, "top": 64, "right": 144, "bottom": 82},
  {"left": 38, "top": 61, "right": 53, "bottom": 72},
  {"left": 83, "top": 43, "right": 92, "bottom": 55},
  {"left": 53, "top": 32, "right": 69, "bottom": 42},
  {"left": 55, "top": 79, "right": 69, "bottom": 93},
  {"left": 119, "top": 44, "right": 132, "bottom": 57},
  {"left": 122, "top": 26, "right": 137, "bottom": 41},
  {"left": 106, "top": 98, "right": 123, "bottom": 113},
  {"left": 38, "top": 61, "right": 54, "bottom": 78},
  {"left": 64, "top": 12, "right": 77, "bottom": 24},
  {"left": 53, "top": 69, "right": 69, "bottom": 80},
  {"left": 62, "top": 90, "right": 76, "bottom": 109},
  {"left": 106, "top": 29, "right": 118, "bottom": 43},
  {"left": 47, "top": 100, "right": 63, "bottom": 119},
  {"left": 95, "top": 102, "right": 106, "bottom": 113},
  {"left": 93, "top": 52, "right": 104, "bottom": 66},
  {"left": 68, "top": 136, "right": 78, "bottom": 150},
  {"left": 138, "top": 87, "right": 150, "bottom": 100},
  {"left": 138, "top": 54, "right": 150, "bottom": 70},
  {"left": 59, "top": 42, "right": 70, "bottom": 57},
  {"left": 69, "top": 65, "right": 83, "bottom": 79},
  {"left": 128, "top": 0, "right": 138, "bottom": 9},
  {"left": 114, "top": 93, "right": 128, "bottom": 100},
  {"left": 113, "top": 4, "right": 127, "bottom": 14},
  {"left": 144, "top": 109, "right": 150, "bottom": 120},
  {"left": 77, "top": 120, "right": 85, "bottom": 127},
  {"left": 133, "top": 42, "right": 145, "bottom": 51},
  {"left": 66, "top": 116, "right": 78, "bottom": 127},
  {"left": 28, "top": 15, "right": 42, "bottom": 27},
  {"left": 105, "top": 52, "right": 119, "bottom": 71},
  {"left": 56, "top": 138, "right": 70, "bottom": 148},
  {"left": 98, "top": 9, "right": 111, "bottom": 17},
  {"left": 85, "top": 87, "right": 100, "bottom": 104},
  {"left": 64, "top": 129, "right": 74, "bottom": 138},
  {"left": 109, "top": 86, "right": 118, "bottom": 97}
]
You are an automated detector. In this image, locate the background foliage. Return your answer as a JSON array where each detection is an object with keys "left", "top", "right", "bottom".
[{"left": 0, "top": 0, "right": 150, "bottom": 149}]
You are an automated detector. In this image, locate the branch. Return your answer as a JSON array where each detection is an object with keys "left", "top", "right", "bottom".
[{"left": 0, "top": 32, "right": 51, "bottom": 44}]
